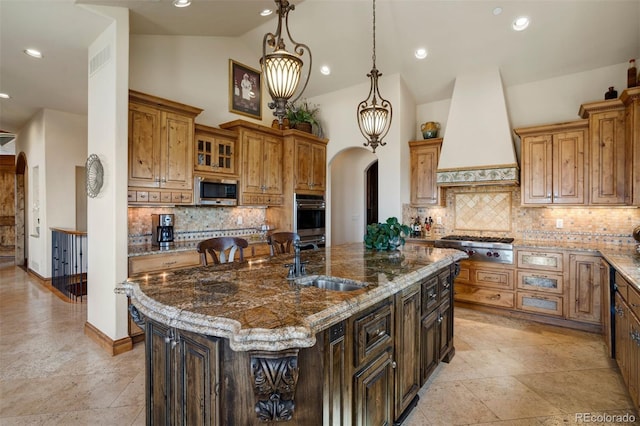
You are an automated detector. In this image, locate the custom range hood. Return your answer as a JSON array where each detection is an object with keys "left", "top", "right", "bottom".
[{"left": 436, "top": 69, "right": 519, "bottom": 186}]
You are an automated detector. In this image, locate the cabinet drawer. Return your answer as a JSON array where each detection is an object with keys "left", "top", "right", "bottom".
[
  {"left": 615, "top": 271, "right": 629, "bottom": 300},
  {"left": 628, "top": 285, "right": 640, "bottom": 320},
  {"left": 148, "top": 191, "right": 161, "bottom": 202},
  {"left": 517, "top": 291, "right": 563, "bottom": 317},
  {"left": 353, "top": 299, "right": 393, "bottom": 368},
  {"left": 517, "top": 270, "right": 564, "bottom": 294},
  {"left": 472, "top": 267, "right": 514, "bottom": 290},
  {"left": 438, "top": 268, "right": 452, "bottom": 300},
  {"left": 517, "top": 250, "right": 563, "bottom": 272},
  {"left": 456, "top": 264, "right": 471, "bottom": 283},
  {"left": 454, "top": 283, "right": 515, "bottom": 308},
  {"left": 421, "top": 275, "right": 438, "bottom": 314},
  {"left": 136, "top": 191, "right": 149, "bottom": 202},
  {"left": 161, "top": 192, "right": 173, "bottom": 203},
  {"left": 129, "top": 251, "right": 201, "bottom": 275}
]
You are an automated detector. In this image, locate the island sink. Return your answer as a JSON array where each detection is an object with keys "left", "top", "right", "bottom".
[{"left": 296, "top": 275, "right": 366, "bottom": 291}]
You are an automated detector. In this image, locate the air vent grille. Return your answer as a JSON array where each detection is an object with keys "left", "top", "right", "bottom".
[{"left": 89, "top": 45, "right": 111, "bottom": 77}]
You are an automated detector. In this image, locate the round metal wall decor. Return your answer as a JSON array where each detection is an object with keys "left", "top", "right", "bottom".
[{"left": 85, "top": 153, "right": 104, "bottom": 198}]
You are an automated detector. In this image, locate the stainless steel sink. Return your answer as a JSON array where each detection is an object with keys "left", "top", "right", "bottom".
[{"left": 296, "top": 275, "right": 366, "bottom": 292}]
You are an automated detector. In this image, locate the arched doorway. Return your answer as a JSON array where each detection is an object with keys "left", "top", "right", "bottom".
[
  {"left": 329, "top": 147, "right": 377, "bottom": 245},
  {"left": 15, "top": 152, "right": 27, "bottom": 267}
]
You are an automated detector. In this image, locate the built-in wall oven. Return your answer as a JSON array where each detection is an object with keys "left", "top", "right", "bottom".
[{"left": 293, "top": 193, "right": 326, "bottom": 247}]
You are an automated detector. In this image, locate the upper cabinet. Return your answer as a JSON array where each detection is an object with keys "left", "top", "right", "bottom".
[
  {"left": 284, "top": 132, "right": 328, "bottom": 194},
  {"left": 219, "top": 120, "right": 284, "bottom": 206},
  {"left": 128, "top": 90, "right": 202, "bottom": 205},
  {"left": 515, "top": 120, "right": 587, "bottom": 205},
  {"left": 409, "top": 139, "right": 444, "bottom": 206},
  {"left": 194, "top": 124, "right": 238, "bottom": 177},
  {"left": 579, "top": 99, "right": 627, "bottom": 205},
  {"left": 621, "top": 87, "right": 640, "bottom": 206}
]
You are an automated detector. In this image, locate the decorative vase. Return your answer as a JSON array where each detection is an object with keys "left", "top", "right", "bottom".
[
  {"left": 421, "top": 121, "right": 440, "bottom": 139},
  {"left": 604, "top": 87, "right": 618, "bottom": 100}
]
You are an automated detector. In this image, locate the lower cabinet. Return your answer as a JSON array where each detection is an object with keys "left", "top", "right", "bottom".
[
  {"left": 394, "top": 284, "right": 421, "bottom": 419},
  {"left": 421, "top": 298, "right": 452, "bottom": 385},
  {"left": 140, "top": 263, "right": 458, "bottom": 425},
  {"left": 353, "top": 349, "right": 394, "bottom": 426},
  {"left": 568, "top": 253, "right": 602, "bottom": 324},
  {"left": 146, "top": 319, "right": 220, "bottom": 426},
  {"left": 612, "top": 270, "right": 640, "bottom": 410}
]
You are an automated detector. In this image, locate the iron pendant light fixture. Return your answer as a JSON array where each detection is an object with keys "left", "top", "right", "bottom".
[
  {"left": 357, "top": 0, "right": 392, "bottom": 153},
  {"left": 261, "top": 0, "right": 312, "bottom": 124}
]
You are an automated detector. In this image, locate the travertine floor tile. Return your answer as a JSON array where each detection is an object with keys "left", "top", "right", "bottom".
[
  {"left": 462, "top": 376, "right": 563, "bottom": 420},
  {"left": 417, "top": 381, "right": 500, "bottom": 425},
  {"left": 1, "top": 267, "right": 637, "bottom": 425},
  {"left": 515, "top": 369, "right": 634, "bottom": 413}
]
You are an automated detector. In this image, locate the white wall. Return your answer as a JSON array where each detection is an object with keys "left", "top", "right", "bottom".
[
  {"left": 14, "top": 109, "right": 86, "bottom": 278},
  {"left": 45, "top": 110, "right": 87, "bottom": 233},
  {"left": 129, "top": 35, "right": 272, "bottom": 128},
  {"left": 330, "top": 148, "right": 376, "bottom": 245},
  {"left": 17, "top": 111, "right": 45, "bottom": 275},
  {"left": 416, "top": 62, "right": 631, "bottom": 142},
  {"left": 86, "top": 6, "right": 130, "bottom": 341}
]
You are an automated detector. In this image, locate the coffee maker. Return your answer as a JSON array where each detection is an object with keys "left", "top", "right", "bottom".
[{"left": 151, "top": 214, "right": 174, "bottom": 248}]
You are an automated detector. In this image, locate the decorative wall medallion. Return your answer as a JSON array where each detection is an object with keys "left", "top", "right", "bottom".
[
  {"left": 85, "top": 154, "right": 104, "bottom": 198},
  {"left": 250, "top": 350, "right": 299, "bottom": 422}
]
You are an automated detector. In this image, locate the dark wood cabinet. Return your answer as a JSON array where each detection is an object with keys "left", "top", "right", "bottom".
[
  {"left": 420, "top": 265, "right": 455, "bottom": 386},
  {"left": 323, "top": 321, "right": 348, "bottom": 426},
  {"left": 351, "top": 298, "right": 394, "bottom": 426},
  {"left": 140, "top": 264, "right": 458, "bottom": 425},
  {"left": 146, "top": 319, "right": 220, "bottom": 425},
  {"left": 394, "top": 283, "right": 421, "bottom": 420},
  {"left": 353, "top": 349, "right": 394, "bottom": 426}
]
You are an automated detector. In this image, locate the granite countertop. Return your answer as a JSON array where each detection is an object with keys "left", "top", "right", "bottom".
[
  {"left": 123, "top": 243, "right": 466, "bottom": 352},
  {"left": 601, "top": 251, "right": 640, "bottom": 293}
]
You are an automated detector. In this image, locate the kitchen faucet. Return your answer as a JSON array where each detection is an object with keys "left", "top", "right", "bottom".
[{"left": 285, "top": 241, "right": 307, "bottom": 279}]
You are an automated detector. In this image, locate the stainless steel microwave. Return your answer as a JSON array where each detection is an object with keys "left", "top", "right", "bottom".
[{"left": 194, "top": 176, "right": 238, "bottom": 206}]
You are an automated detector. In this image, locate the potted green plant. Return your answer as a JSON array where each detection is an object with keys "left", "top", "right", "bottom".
[
  {"left": 286, "top": 99, "right": 324, "bottom": 137},
  {"left": 364, "top": 217, "right": 411, "bottom": 251}
]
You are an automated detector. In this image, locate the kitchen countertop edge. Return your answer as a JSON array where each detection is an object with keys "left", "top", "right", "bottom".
[{"left": 123, "top": 247, "right": 467, "bottom": 352}]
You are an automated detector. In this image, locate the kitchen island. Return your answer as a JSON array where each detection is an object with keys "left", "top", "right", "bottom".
[{"left": 123, "top": 242, "right": 465, "bottom": 425}]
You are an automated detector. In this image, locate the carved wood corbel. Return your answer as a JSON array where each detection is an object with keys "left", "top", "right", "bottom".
[{"left": 250, "top": 349, "right": 299, "bottom": 422}]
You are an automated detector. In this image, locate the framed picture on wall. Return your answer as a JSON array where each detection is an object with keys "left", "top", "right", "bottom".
[{"left": 229, "top": 59, "right": 262, "bottom": 120}]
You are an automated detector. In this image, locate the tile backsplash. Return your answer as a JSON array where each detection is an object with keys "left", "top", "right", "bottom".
[
  {"left": 128, "top": 206, "right": 267, "bottom": 245},
  {"left": 403, "top": 185, "right": 640, "bottom": 248}
]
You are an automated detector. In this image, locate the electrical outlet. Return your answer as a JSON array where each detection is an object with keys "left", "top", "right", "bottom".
[
  {"left": 436, "top": 217, "right": 443, "bottom": 225},
  {"left": 556, "top": 219, "right": 563, "bottom": 228},
  {"left": 237, "top": 216, "right": 243, "bottom": 225}
]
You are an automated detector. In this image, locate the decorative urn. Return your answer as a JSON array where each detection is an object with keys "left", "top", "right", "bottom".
[{"left": 421, "top": 121, "right": 440, "bottom": 139}]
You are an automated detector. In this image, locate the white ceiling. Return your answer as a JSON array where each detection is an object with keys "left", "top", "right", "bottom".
[{"left": 1, "top": 0, "right": 639, "bottom": 134}]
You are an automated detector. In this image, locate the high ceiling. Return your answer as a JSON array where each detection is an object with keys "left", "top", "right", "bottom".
[{"left": 1, "top": 0, "right": 639, "bottom": 134}]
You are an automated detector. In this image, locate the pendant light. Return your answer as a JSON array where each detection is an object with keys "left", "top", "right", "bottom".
[
  {"left": 261, "top": 0, "right": 312, "bottom": 124},
  {"left": 357, "top": 0, "right": 392, "bottom": 153}
]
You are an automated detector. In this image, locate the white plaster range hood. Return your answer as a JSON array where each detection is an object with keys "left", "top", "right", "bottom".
[{"left": 436, "top": 69, "right": 519, "bottom": 186}]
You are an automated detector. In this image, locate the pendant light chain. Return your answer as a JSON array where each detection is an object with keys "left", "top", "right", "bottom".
[{"left": 372, "top": 0, "right": 376, "bottom": 70}]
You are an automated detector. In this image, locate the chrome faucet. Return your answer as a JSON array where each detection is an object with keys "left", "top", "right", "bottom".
[{"left": 285, "top": 241, "right": 307, "bottom": 279}]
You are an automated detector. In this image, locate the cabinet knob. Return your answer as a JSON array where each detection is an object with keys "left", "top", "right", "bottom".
[
  {"left": 391, "top": 361, "right": 397, "bottom": 369},
  {"left": 546, "top": 193, "right": 551, "bottom": 198}
]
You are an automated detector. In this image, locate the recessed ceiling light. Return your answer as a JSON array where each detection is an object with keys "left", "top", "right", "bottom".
[
  {"left": 0, "top": 93, "right": 10, "bottom": 99},
  {"left": 492, "top": 7, "right": 503, "bottom": 16},
  {"left": 512, "top": 16, "right": 530, "bottom": 31},
  {"left": 414, "top": 48, "right": 428, "bottom": 60},
  {"left": 173, "top": 0, "right": 191, "bottom": 8},
  {"left": 320, "top": 65, "right": 331, "bottom": 75},
  {"left": 260, "top": 9, "right": 273, "bottom": 17},
  {"left": 24, "top": 48, "right": 43, "bottom": 59}
]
